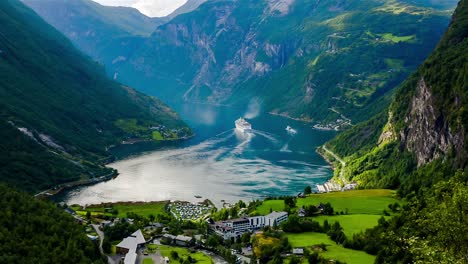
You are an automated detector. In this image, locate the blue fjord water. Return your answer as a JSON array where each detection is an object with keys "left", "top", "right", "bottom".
[{"left": 61, "top": 103, "right": 336, "bottom": 206}]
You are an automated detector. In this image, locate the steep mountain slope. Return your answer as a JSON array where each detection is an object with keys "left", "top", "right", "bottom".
[
  {"left": 112, "top": 0, "right": 457, "bottom": 125},
  {"left": 0, "top": 184, "right": 105, "bottom": 263},
  {"left": 0, "top": 0, "right": 191, "bottom": 192},
  {"left": 324, "top": 2, "right": 467, "bottom": 262},
  {"left": 326, "top": 0, "right": 467, "bottom": 192},
  {"left": 22, "top": 0, "right": 164, "bottom": 67}
]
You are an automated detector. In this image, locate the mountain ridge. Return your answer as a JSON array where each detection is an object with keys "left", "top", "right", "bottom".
[{"left": 0, "top": 0, "right": 191, "bottom": 192}]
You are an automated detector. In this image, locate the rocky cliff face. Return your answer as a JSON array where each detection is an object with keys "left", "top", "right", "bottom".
[
  {"left": 326, "top": 0, "right": 467, "bottom": 189},
  {"left": 25, "top": 0, "right": 457, "bottom": 124},
  {"left": 400, "top": 78, "right": 465, "bottom": 167},
  {"left": 115, "top": 0, "right": 455, "bottom": 124}
]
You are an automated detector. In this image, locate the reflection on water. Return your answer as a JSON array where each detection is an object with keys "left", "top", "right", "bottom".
[{"left": 61, "top": 104, "right": 336, "bottom": 206}]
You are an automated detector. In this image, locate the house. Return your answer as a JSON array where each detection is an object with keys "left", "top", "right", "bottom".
[
  {"left": 116, "top": 229, "right": 145, "bottom": 258},
  {"left": 100, "top": 220, "right": 112, "bottom": 228},
  {"left": 292, "top": 248, "right": 304, "bottom": 255},
  {"left": 298, "top": 208, "right": 306, "bottom": 217},
  {"left": 124, "top": 252, "right": 137, "bottom": 264},
  {"left": 161, "top": 234, "right": 176, "bottom": 244},
  {"left": 175, "top": 235, "right": 194, "bottom": 246}
]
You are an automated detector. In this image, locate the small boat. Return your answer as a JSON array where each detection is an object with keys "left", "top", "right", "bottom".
[
  {"left": 194, "top": 195, "right": 202, "bottom": 198},
  {"left": 286, "top": 125, "right": 297, "bottom": 134}
]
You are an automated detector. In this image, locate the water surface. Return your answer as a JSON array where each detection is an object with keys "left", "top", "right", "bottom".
[{"left": 61, "top": 103, "right": 336, "bottom": 206}]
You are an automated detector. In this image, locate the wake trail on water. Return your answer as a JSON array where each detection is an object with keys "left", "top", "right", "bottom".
[{"left": 251, "top": 129, "right": 280, "bottom": 144}]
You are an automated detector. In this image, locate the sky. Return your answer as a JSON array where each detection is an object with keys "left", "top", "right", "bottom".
[{"left": 91, "top": 0, "right": 188, "bottom": 17}]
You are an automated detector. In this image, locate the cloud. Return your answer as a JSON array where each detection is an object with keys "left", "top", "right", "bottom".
[{"left": 91, "top": 0, "right": 188, "bottom": 17}]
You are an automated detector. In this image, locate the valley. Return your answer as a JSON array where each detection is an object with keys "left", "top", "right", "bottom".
[{"left": 0, "top": 0, "right": 466, "bottom": 263}]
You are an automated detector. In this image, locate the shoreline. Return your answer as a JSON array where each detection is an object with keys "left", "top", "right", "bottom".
[
  {"left": 35, "top": 133, "right": 196, "bottom": 200},
  {"left": 39, "top": 112, "right": 340, "bottom": 205}
]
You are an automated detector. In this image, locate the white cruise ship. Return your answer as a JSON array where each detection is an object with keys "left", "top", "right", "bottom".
[{"left": 235, "top": 117, "right": 252, "bottom": 133}]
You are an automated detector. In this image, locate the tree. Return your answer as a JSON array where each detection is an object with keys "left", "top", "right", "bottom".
[
  {"left": 102, "top": 238, "right": 111, "bottom": 254},
  {"left": 284, "top": 197, "right": 297, "bottom": 208},
  {"left": 290, "top": 255, "right": 300, "bottom": 264},
  {"left": 86, "top": 211, "right": 91, "bottom": 220},
  {"left": 149, "top": 214, "right": 155, "bottom": 222},
  {"left": 238, "top": 200, "right": 246, "bottom": 208},
  {"left": 304, "top": 186, "right": 312, "bottom": 195},
  {"left": 170, "top": 250, "right": 179, "bottom": 260},
  {"left": 111, "top": 208, "right": 119, "bottom": 216},
  {"left": 322, "top": 203, "right": 334, "bottom": 215},
  {"left": 307, "top": 252, "right": 320, "bottom": 264}
]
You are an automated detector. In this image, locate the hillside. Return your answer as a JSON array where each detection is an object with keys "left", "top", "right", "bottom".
[
  {"left": 23, "top": 1, "right": 457, "bottom": 126},
  {"left": 22, "top": 0, "right": 164, "bottom": 67},
  {"left": 0, "top": 184, "right": 105, "bottom": 263},
  {"left": 0, "top": 0, "right": 191, "bottom": 192},
  {"left": 108, "top": 0, "right": 456, "bottom": 126},
  {"left": 324, "top": 1, "right": 467, "bottom": 261},
  {"left": 326, "top": 0, "right": 467, "bottom": 191}
]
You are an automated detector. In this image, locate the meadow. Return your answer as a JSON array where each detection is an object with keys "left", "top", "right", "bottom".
[
  {"left": 256, "top": 189, "right": 399, "bottom": 215},
  {"left": 286, "top": 232, "right": 376, "bottom": 264},
  {"left": 71, "top": 201, "right": 169, "bottom": 218}
]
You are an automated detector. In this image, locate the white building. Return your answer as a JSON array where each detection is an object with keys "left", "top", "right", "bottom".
[
  {"left": 265, "top": 211, "right": 288, "bottom": 227},
  {"left": 211, "top": 211, "right": 288, "bottom": 239},
  {"left": 116, "top": 230, "right": 146, "bottom": 264},
  {"left": 248, "top": 215, "right": 266, "bottom": 229}
]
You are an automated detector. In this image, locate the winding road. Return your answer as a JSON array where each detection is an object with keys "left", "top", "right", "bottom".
[{"left": 322, "top": 145, "right": 348, "bottom": 184}]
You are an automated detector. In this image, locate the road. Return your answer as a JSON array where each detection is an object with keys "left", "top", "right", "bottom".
[
  {"left": 322, "top": 145, "right": 347, "bottom": 184},
  {"left": 91, "top": 224, "right": 117, "bottom": 264}
]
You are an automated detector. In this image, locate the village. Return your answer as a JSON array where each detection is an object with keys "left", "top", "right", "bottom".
[
  {"left": 63, "top": 185, "right": 400, "bottom": 264},
  {"left": 62, "top": 192, "right": 332, "bottom": 264}
]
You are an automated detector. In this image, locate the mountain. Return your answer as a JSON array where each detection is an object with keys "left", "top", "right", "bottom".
[
  {"left": 22, "top": 0, "right": 165, "bottom": 67},
  {"left": 167, "top": 0, "right": 209, "bottom": 19},
  {"left": 0, "top": 184, "right": 105, "bottom": 263},
  {"left": 110, "top": 0, "right": 456, "bottom": 125},
  {"left": 24, "top": 0, "right": 457, "bottom": 126},
  {"left": 323, "top": 1, "right": 467, "bottom": 261},
  {"left": 0, "top": 0, "right": 191, "bottom": 192},
  {"left": 325, "top": 0, "right": 467, "bottom": 191}
]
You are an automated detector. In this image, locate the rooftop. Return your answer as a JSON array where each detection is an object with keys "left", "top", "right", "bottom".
[{"left": 266, "top": 211, "right": 288, "bottom": 219}]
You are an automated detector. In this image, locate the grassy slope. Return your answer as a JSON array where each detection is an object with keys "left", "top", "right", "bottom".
[
  {"left": 256, "top": 189, "right": 398, "bottom": 215},
  {"left": 286, "top": 232, "right": 375, "bottom": 264},
  {"left": 255, "top": 189, "right": 399, "bottom": 262},
  {"left": 71, "top": 201, "right": 169, "bottom": 218}
]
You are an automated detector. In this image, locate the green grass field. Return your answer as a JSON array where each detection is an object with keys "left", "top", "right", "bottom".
[
  {"left": 296, "top": 189, "right": 398, "bottom": 215},
  {"left": 255, "top": 200, "right": 285, "bottom": 215},
  {"left": 255, "top": 189, "right": 398, "bottom": 216},
  {"left": 157, "top": 245, "right": 212, "bottom": 264},
  {"left": 312, "top": 214, "right": 384, "bottom": 237},
  {"left": 286, "top": 232, "right": 375, "bottom": 264},
  {"left": 71, "top": 201, "right": 169, "bottom": 218}
]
